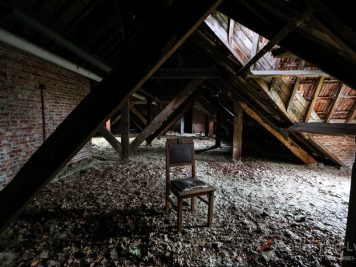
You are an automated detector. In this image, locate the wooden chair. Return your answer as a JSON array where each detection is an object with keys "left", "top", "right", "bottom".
[{"left": 165, "top": 137, "right": 215, "bottom": 232}]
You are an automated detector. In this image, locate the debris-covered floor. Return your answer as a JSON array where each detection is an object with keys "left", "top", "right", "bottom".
[{"left": 0, "top": 136, "right": 351, "bottom": 266}]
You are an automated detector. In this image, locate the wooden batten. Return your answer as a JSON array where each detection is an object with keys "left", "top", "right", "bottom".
[
  {"left": 0, "top": 0, "right": 223, "bottom": 232},
  {"left": 98, "top": 126, "right": 121, "bottom": 155},
  {"left": 240, "top": 102, "right": 317, "bottom": 164},
  {"left": 130, "top": 78, "right": 204, "bottom": 153}
]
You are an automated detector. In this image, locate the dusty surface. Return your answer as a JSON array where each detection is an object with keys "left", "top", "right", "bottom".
[{"left": 0, "top": 135, "right": 351, "bottom": 266}]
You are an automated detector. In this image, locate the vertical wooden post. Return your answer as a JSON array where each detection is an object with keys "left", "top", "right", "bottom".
[
  {"left": 204, "top": 114, "right": 209, "bottom": 137},
  {"left": 105, "top": 119, "right": 111, "bottom": 131},
  {"left": 208, "top": 118, "right": 214, "bottom": 138},
  {"left": 215, "top": 108, "right": 222, "bottom": 147},
  {"left": 343, "top": 150, "right": 356, "bottom": 267},
  {"left": 180, "top": 117, "right": 185, "bottom": 134},
  {"left": 147, "top": 96, "right": 153, "bottom": 125},
  {"left": 121, "top": 99, "right": 130, "bottom": 161},
  {"left": 232, "top": 101, "right": 243, "bottom": 161}
]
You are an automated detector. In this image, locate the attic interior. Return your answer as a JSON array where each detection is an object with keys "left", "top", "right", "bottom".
[{"left": 0, "top": 0, "right": 356, "bottom": 266}]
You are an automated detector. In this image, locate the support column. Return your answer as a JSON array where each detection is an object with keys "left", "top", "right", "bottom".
[
  {"left": 232, "top": 101, "right": 243, "bottom": 161},
  {"left": 208, "top": 118, "right": 214, "bottom": 138},
  {"left": 215, "top": 108, "right": 222, "bottom": 147},
  {"left": 121, "top": 99, "right": 130, "bottom": 162},
  {"left": 204, "top": 114, "right": 209, "bottom": 137},
  {"left": 180, "top": 117, "right": 185, "bottom": 134},
  {"left": 146, "top": 96, "right": 153, "bottom": 145},
  {"left": 343, "top": 151, "right": 356, "bottom": 266},
  {"left": 0, "top": 0, "right": 223, "bottom": 232}
]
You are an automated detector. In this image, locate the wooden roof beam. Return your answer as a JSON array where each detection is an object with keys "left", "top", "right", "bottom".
[
  {"left": 149, "top": 92, "right": 198, "bottom": 142},
  {"left": 131, "top": 106, "right": 147, "bottom": 126},
  {"left": 237, "top": 8, "right": 312, "bottom": 76},
  {"left": 227, "top": 18, "right": 234, "bottom": 45},
  {"left": 241, "top": 102, "right": 317, "bottom": 164},
  {"left": 305, "top": 77, "right": 325, "bottom": 122},
  {"left": 248, "top": 69, "right": 329, "bottom": 78},
  {"left": 0, "top": 0, "right": 222, "bottom": 232},
  {"left": 288, "top": 122, "right": 356, "bottom": 136},
  {"left": 11, "top": 6, "right": 112, "bottom": 72},
  {"left": 130, "top": 79, "right": 204, "bottom": 153},
  {"left": 286, "top": 60, "right": 305, "bottom": 111},
  {"left": 97, "top": 126, "right": 121, "bottom": 154}
]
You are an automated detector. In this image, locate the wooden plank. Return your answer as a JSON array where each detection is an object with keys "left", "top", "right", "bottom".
[
  {"left": 326, "top": 84, "right": 346, "bottom": 123},
  {"left": 97, "top": 126, "right": 121, "bottom": 154},
  {"left": 131, "top": 106, "right": 147, "bottom": 126},
  {"left": 130, "top": 79, "right": 204, "bottom": 152},
  {"left": 121, "top": 99, "right": 130, "bottom": 161},
  {"left": 249, "top": 33, "right": 259, "bottom": 70},
  {"left": 248, "top": 69, "right": 329, "bottom": 78},
  {"left": 240, "top": 102, "right": 317, "bottom": 164},
  {"left": 286, "top": 60, "right": 305, "bottom": 111},
  {"left": 208, "top": 118, "right": 214, "bottom": 138},
  {"left": 346, "top": 102, "right": 356, "bottom": 124},
  {"left": 227, "top": 18, "right": 235, "bottom": 45},
  {"left": 232, "top": 102, "right": 243, "bottom": 161},
  {"left": 288, "top": 122, "right": 356, "bottom": 136},
  {"left": 204, "top": 114, "right": 209, "bottom": 136},
  {"left": 305, "top": 77, "right": 325, "bottom": 122},
  {"left": 215, "top": 107, "right": 222, "bottom": 147},
  {"left": 0, "top": 0, "right": 223, "bottom": 232},
  {"left": 343, "top": 153, "right": 356, "bottom": 267},
  {"left": 146, "top": 97, "right": 153, "bottom": 125},
  {"left": 237, "top": 8, "right": 311, "bottom": 75},
  {"left": 150, "top": 94, "right": 197, "bottom": 142}
]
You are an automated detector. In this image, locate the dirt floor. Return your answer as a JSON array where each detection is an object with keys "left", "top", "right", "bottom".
[{"left": 0, "top": 135, "right": 351, "bottom": 266}]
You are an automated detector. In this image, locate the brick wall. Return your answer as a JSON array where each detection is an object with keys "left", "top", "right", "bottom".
[
  {"left": 0, "top": 45, "right": 92, "bottom": 189},
  {"left": 312, "top": 135, "right": 356, "bottom": 169}
]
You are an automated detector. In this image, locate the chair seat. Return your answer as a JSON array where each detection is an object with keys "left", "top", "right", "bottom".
[{"left": 170, "top": 178, "right": 213, "bottom": 192}]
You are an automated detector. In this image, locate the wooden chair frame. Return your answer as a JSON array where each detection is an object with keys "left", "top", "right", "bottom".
[{"left": 165, "top": 137, "right": 215, "bottom": 232}]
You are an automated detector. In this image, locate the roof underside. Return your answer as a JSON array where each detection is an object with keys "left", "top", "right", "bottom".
[{"left": 0, "top": 0, "right": 355, "bottom": 164}]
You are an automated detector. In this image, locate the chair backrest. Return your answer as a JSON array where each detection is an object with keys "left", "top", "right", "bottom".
[{"left": 166, "top": 138, "right": 196, "bottom": 182}]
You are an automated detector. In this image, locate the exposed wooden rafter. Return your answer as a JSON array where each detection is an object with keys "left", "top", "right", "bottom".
[
  {"left": 288, "top": 122, "right": 356, "bottom": 136},
  {"left": 227, "top": 18, "right": 235, "bottom": 45},
  {"left": 0, "top": 0, "right": 223, "bottom": 232},
  {"left": 130, "top": 79, "right": 204, "bottom": 153},
  {"left": 131, "top": 106, "right": 147, "bottom": 126},
  {"left": 97, "top": 126, "right": 121, "bottom": 154},
  {"left": 237, "top": 8, "right": 311, "bottom": 76},
  {"left": 248, "top": 69, "right": 329, "bottom": 78},
  {"left": 241, "top": 102, "right": 317, "bottom": 164}
]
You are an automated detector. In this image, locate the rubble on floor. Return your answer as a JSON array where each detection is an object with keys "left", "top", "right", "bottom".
[{"left": 0, "top": 135, "right": 351, "bottom": 266}]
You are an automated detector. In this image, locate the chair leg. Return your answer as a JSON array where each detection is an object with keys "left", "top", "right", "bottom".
[
  {"left": 208, "top": 192, "right": 214, "bottom": 227},
  {"left": 191, "top": 197, "right": 195, "bottom": 212},
  {"left": 165, "top": 188, "right": 170, "bottom": 215},
  {"left": 177, "top": 197, "right": 183, "bottom": 233}
]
